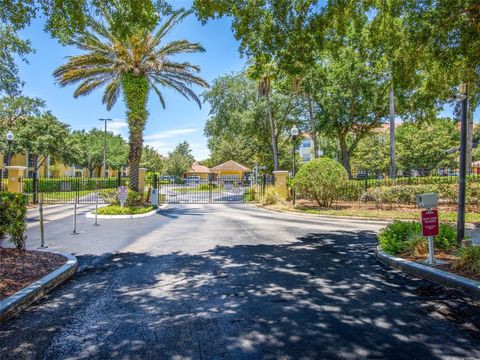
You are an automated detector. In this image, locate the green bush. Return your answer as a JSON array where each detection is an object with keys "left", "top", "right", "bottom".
[
  {"left": 0, "top": 192, "right": 28, "bottom": 250},
  {"left": 293, "top": 157, "right": 349, "bottom": 207},
  {"left": 98, "top": 189, "right": 119, "bottom": 205},
  {"left": 197, "top": 183, "right": 218, "bottom": 190},
  {"left": 378, "top": 220, "right": 458, "bottom": 255},
  {"left": 378, "top": 220, "right": 421, "bottom": 255},
  {"left": 453, "top": 246, "right": 480, "bottom": 277},
  {"left": 360, "top": 183, "right": 480, "bottom": 206},
  {"left": 97, "top": 205, "right": 156, "bottom": 215},
  {"left": 126, "top": 191, "right": 144, "bottom": 207},
  {"left": 436, "top": 223, "right": 457, "bottom": 250},
  {"left": 260, "top": 188, "right": 280, "bottom": 206}
]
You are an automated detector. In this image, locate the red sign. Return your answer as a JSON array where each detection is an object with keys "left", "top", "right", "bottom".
[{"left": 421, "top": 209, "right": 439, "bottom": 237}]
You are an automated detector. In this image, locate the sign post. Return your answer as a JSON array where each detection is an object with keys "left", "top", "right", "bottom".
[
  {"left": 421, "top": 209, "right": 439, "bottom": 264},
  {"left": 416, "top": 193, "right": 440, "bottom": 265},
  {"left": 118, "top": 186, "right": 128, "bottom": 207}
]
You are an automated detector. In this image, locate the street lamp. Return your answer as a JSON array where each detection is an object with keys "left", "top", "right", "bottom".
[
  {"left": 6, "top": 131, "right": 14, "bottom": 167},
  {"left": 99, "top": 118, "right": 113, "bottom": 178},
  {"left": 290, "top": 125, "right": 299, "bottom": 206},
  {"left": 456, "top": 84, "right": 468, "bottom": 246}
]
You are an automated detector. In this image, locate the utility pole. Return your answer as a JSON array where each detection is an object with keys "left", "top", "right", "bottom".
[
  {"left": 457, "top": 84, "right": 468, "bottom": 246},
  {"left": 99, "top": 118, "right": 113, "bottom": 178}
]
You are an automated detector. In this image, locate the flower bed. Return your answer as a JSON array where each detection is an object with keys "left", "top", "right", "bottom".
[
  {"left": 377, "top": 220, "right": 480, "bottom": 282},
  {"left": 96, "top": 205, "right": 157, "bottom": 215}
]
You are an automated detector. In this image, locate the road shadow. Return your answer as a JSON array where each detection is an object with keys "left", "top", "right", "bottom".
[{"left": 1, "top": 230, "right": 480, "bottom": 359}]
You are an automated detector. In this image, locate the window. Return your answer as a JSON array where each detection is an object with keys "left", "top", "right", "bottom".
[
  {"left": 302, "top": 139, "right": 311, "bottom": 148},
  {"left": 28, "top": 156, "right": 37, "bottom": 168},
  {"left": 303, "top": 154, "right": 311, "bottom": 161}
]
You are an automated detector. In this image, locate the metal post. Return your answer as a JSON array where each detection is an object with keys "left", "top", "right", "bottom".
[
  {"left": 457, "top": 84, "right": 468, "bottom": 245},
  {"left": 72, "top": 197, "right": 78, "bottom": 235},
  {"left": 38, "top": 194, "right": 47, "bottom": 248},
  {"left": 292, "top": 137, "right": 296, "bottom": 206},
  {"left": 426, "top": 236, "right": 435, "bottom": 265},
  {"left": 33, "top": 171, "right": 38, "bottom": 204},
  {"left": 94, "top": 192, "right": 99, "bottom": 226}
]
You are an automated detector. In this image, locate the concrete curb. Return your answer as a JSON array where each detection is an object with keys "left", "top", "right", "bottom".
[
  {"left": 0, "top": 252, "right": 78, "bottom": 323},
  {"left": 85, "top": 204, "right": 167, "bottom": 219},
  {"left": 375, "top": 246, "right": 480, "bottom": 299}
]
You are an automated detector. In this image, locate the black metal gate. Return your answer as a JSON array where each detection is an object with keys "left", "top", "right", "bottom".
[{"left": 154, "top": 174, "right": 273, "bottom": 204}]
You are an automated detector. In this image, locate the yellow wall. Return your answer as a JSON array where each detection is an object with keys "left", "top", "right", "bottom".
[{"left": 185, "top": 172, "right": 210, "bottom": 180}]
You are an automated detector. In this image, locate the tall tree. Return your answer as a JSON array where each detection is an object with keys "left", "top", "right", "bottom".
[
  {"left": 54, "top": 7, "right": 208, "bottom": 190},
  {"left": 164, "top": 141, "right": 195, "bottom": 177},
  {"left": 0, "top": 95, "right": 45, "bottom": 127},
  {"left": 141, "top": 145, "right": 164, "bottom": 171}
]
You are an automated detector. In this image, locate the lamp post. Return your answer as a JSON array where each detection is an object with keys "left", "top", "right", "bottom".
[
  {"left": 6, "top": 131, "right": 14, "bottom": 167},
  {"left": 456, "top": 84, "right": 468, "bottom": 246},
  {"left": 99, "top": 118, "right": 113, "bottom": 178},
  {"left": 290, "top": 125, "right": 299, "bottom": 206}
]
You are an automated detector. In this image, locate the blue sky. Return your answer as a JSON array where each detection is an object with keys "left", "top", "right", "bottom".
[
  {"left": 15, "top": 1, "right": 478, "bottom": 160},
  {"left": 17, "top": 1, "right": 246, "bottom": 160}
]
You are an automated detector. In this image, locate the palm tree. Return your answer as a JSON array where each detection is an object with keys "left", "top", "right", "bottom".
[{"left": 54, "top": 8, "right": 208, "bottom": 191}]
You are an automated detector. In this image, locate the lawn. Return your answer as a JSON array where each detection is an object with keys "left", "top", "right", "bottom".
[{"left": 267, "top": 203, "right": 480, "bottom": 224}]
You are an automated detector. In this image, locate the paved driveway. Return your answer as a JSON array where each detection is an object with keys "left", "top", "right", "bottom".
[{"left": 1, "top": 204, "right": 480, "bottom": 359}]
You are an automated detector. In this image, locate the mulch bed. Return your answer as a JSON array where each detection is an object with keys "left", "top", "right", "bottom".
[
  {"left": 401, "top": 251, "right": 480, "bottom": 282},
  {"left": 0, "top": 249, "right": 67, "bottom": 301}
]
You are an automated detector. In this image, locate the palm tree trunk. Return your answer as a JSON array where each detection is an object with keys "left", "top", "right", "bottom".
[
  {"left": 389, "top": 85, "right": 396, "bottom": 178},
  {"left": 307, "top": 94, "right": 318, "bottom": 158},
  {"left": 122, "top": 73, "right": 149, "bottom": 192},
  {"left": 266, "top": 93, "right": 279, "bottom": 171}
]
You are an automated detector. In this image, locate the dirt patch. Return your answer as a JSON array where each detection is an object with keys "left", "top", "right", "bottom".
[{"left": 0, "top": 249, "right": 67, "bottom": 300}]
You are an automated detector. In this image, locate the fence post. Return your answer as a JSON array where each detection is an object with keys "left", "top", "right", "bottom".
[
  {"left": 117, "top": 171, "right": 121, "bottom": 187},
  {"left": 5, "top": 166, "right": 26, "bottom": 193},
  {"left": 33, "top": 171, "right": 38, "bottom": 204},
  {"left": 273, "top": 171, "right": 289, "bottom": 200}
]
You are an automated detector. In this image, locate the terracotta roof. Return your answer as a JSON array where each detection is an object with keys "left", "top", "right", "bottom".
[
  {"left": 210, "top": 160, "right": 251, "bottom": 172},
  {"left": 189, "top": 162, "right": 211, "bottom": 173}
]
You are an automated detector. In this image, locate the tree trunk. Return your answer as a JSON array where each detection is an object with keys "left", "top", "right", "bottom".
[
  {"left": 338, "top": 132, "right": 352, "bottom": 177},
  {"left": 122, "top": 73, "right": 149, "bottom": 191},
  {"left": 307, "top": 93, "right": 318, "bottom": 158},
  {"left": 266, "top": 93, "right": 279, "bottom": 171},
  {"left": 389, "top": 85, "right": 396, "bottom": 178},
  {"left": 466, "top": 94, "right": 474, "bottom": 173}
]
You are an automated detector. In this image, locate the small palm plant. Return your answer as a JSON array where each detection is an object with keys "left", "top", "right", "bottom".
[{"left": 54, "top": 8, "right": 208, "bottom": 190}]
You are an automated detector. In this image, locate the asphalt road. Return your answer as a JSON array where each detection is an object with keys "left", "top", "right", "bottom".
[{"left": 1, "top": 204, "right": 480, "bottom": 359}]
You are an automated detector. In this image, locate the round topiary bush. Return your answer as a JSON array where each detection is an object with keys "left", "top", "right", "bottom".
[{"left": 293, "top": 157, "right": 349, "bottom": 207}]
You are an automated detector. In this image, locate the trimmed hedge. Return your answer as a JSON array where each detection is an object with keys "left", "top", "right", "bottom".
[
  {"left": 22, "top": 177, "right": 125, "bottom": 193},
  {"left": 360, "top": 183, "right": 480, "bottom": 207},
  {"left": 97, "top": 205, "right": 157, "bottom": 215},
  {"left": 0, "top": 192, "right": 27, "bottom": 250}
]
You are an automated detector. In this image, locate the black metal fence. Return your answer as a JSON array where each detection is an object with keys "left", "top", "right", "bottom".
[
  {"left": 144, "top": 172, "right": 275, "bottom": 204},
  {"left": 21, "top": 174, "right": 128, "bottom": 204},
  {"left": 293, "top": 168, "right": 480, "bottom": 206}
]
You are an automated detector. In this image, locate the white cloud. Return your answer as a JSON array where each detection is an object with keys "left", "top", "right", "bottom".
[
  {"left": 143, "top": 141, "right": 175, "bottom": 156},
  {"left": 144, "top": 128, "right": 197, "bottom": 140}
]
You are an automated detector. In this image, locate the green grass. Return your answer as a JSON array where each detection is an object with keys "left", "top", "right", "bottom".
[
  {"left": 270, "top": 205, "right": 480, "bottom": 224},
  {"left": 38, "top": 190, "right": 95, "bottom": 201},
  {"left": 97, "top": 205, "right": 157, "bottom": 215}
]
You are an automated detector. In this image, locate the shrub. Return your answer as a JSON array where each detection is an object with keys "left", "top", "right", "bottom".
[
  {"left": 436, "top": 223, "right": 457, "bottom": 250},
  {"left": 293, "top": 157, "right": 348, "bottom": 207},
  {"left": 0, "top": 192, "right": 28, "bottom": 250},
  {"left": 378, "top": 220, "right": 421, "bottom": 255},
  {"left": 453, "top": 246, "right": 480, "bottom": 277},
  {"left": 260, "top": 188, "right": 280, "bottom": 206},
  {"left": 125, "top": 191, "right": 144, "bottom": 207},
  {"left": 98, "top": 189, "right": 119, "bottom": 205},
  {"left": 378, "top": 220, "right": 458, "bottom": 255},
  {"left": 198, "top": 183, "right": 218, "bottom": 190}
]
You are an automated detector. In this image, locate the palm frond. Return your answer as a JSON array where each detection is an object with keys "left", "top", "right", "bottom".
[
  {"left": 153, "top": 9, "right": 191, "bottom": 46},
  {"left": 149, "top": 83, "right": 166, "bottom": 109},
  {"left": 102, "top": 79, "right": 121, "bottom": 110}
]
